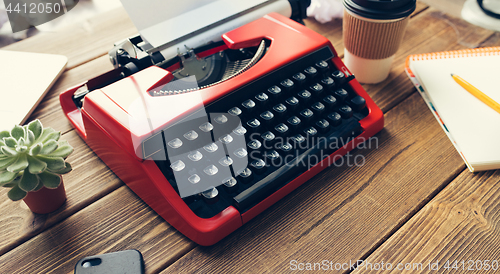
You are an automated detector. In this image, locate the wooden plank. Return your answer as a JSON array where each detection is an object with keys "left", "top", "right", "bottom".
[
  {"left": 355, "top": 170, "right": 500, "bottom": 273},
  {"left": 0, "top": 130, "right": 122, "bottom": 256},
  {"left": 2, "top": 7, "right": 137, "bottom": 69},
  {"left": 158, "top": 91, "right": 466, "bottom": 273},
  {"left": 0, "top": 187, "right": 195, "bottom": 274}
]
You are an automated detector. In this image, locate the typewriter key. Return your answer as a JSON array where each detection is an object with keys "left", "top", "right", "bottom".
[
  {"left": 299, "top": 108, "right": 314, "bottom": 123},
  {"left": 311, "top": 102, "right": 326, "bottom": 116},
  {"left": 350, "top": 96, "right": 367, "bottom": 111},
  {"left": 316, "top": 119, "right": 330, "bottom": 133},
  {"left": 223, "top": 177, "right": 237, "bottom": 188},
  {"left": 168, "top": 138, "right": 183, "bottom": 149},
  {"left": 201, "top": 187, "right": 219, "bottom": 204},
  {"left": 219, "top": 134, "right": 234, "bottom": 144},
  {"left": 285, "top": 97, "right": 300, "bottom": 112},
  {"left": 268, "top": 85, "right": 282, "bottom": 98},
  {"left": 219, "top": 156, "right": 233, "bottom": 167},
  {"left": 338, "top": 105, "right": 353, "bottom": 119},
  {"left": 199, "top": 122, "right": 214, "bottom": 133},
  {"left": 183, "top": 130, "right": 199, "bottom": 141},
  {"left": 274, "top": 123, "right": 290, "bottom": 137},
  {"left": 280, "top": 79, "right": 295, "bottom": 92},
  {"left": 203, "top": 143, "right": 218, "bottom": 153},
  {"left": 250, "top": 159, "right": 267, "bottom": 174},
  {"left": 188, "top": 151, "right": 203, "bottom": 162},
  {"left": 297, "top": 90, "right": 312, "bottom": 103},
  {"left": 236, "top": 167, "right": 253, "bottom": 183},
  {"left": 334, "top": 89, "right": 349, "bottom": 102},
  {"left": 321, "top": 77, "right": 335, "bottom": 90},
  {"left": 331, "top": 70, "right": 346, "bottom": 85},
  {"left": 292, "top": 72, "right": 307, "bottom": 86},
  {"left": 327, "top": 112, "right": 342, "bottom": 126},
  {"left": 322, "top": 95, "right": 338, "bottom": 109},
  {"left": 233, "top": 125, "right": 247, "bottom": 136},
  {"left": 188, "top": 174, "right": 201, "bottom": 184},
  {"left": 315, "top": 60, "right": 329, "bottom": 73},
  {"left": 233, "top": 148, "right": 248, "bottom": 158},
  {"left": 170, "top": 160, "right": 186, "bottom": 172},
  {"left": 304, "top": 66, "right": 318, "bottom": 80},
  {"left": 204, "top": 165, "right": 219, "bottom": 176},
  {"left": 309, "top": 83, "right": 324, "bottom": 96},
  {"left": 272, "top": 103, "right": 287, "bottom": 117}
]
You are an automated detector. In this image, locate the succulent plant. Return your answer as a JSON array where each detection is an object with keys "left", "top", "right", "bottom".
[{"left": 0, "top": 120, "right": 73, "bottom": 201}]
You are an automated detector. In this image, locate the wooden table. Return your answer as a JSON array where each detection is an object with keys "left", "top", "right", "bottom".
[{"left": 1, "top": 2, "right": 500, "bottom": 273}]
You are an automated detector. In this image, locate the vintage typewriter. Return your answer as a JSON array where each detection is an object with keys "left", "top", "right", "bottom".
[{"left": 59, "top": 0, "right": 383, "bottom": 245}]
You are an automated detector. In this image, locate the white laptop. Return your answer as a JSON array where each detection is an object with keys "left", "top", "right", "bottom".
[{"left": 0, "top": 50, "right": 67, "bottom": 131}]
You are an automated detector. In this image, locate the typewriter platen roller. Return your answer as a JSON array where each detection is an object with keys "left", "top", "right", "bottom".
[{"left": 60, "top": 2, "right": 384, "bottom": 245}]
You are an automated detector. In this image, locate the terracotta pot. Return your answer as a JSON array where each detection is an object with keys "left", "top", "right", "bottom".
[{"left": 23, "top": 179, "right": 67, "bottom": 214}]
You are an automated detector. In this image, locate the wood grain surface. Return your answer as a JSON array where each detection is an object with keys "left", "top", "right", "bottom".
[{"left": 1, "top": 1, "right": 500, "bottom": 273}]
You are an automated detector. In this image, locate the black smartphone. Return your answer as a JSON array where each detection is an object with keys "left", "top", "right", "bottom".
[{"left": 74, "top": 249, "right": 145, "bottom": 274}]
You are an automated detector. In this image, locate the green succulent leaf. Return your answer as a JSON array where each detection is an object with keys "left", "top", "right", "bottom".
[
  {"left": 0, "top": 140, "right": 5, "bottom": 147},
  {"left": 26, "top": 130, "right": 35, "bottom": 146},
  {"left": 2, "top": 182, "right": 16, "bottom": 188},
  {"left": 19, "top": 170, "right": 39, "bottom": 192},
  {"left": 32, "top": 180, "right": 44, "bottom": 191},
  {"left": 30, "top": 143, "right": 42, "bottom": 155},
  {"left": 17, "top": 137, "right": 25, "bottom": 146},
  {"left": 1, "top": 146, "right": 17, "bottom": 156},
  {"left": 40, "top": 140, "right": 58, "bottom": 155},
  {"left": 0, "top": 130, "right": 10, "bottom": 139},
  {"left": 0, "top": 170, "right": 17, "bottom": 184},
  {"left": 35, "top": 155, "right": 65, "bottom": 171},
  {"left": 7, "top": 154, "right": 28, "bottom": 173},
  {"left": 36, "top": 128, "right": 58, "bottom": 143},
  {"left": 28, "top": 120, "right": 43, "bottom": 140},
  {"left": 50, "top": 162, "right": 72, "bottom": 174},
  {"left": 39, "top": 171, "right": 61, "bottom": 189},
  {"left": 0, "top": 157, "right": 17, "bottom": 169},
  {"left": 47, "top": 144, "right": 73, "bottom": 158},
  {"left": 27, "top": 156, "right": 47, "bottom": 174},
  {"left": 10, "top": 125, "right": 25, "bottom": 140},
  {"left": 7, "top": 184, "right": 27, "bottom": 201},
  {"left": 4, "top": 137, "right": 17, "bottom": 148}
]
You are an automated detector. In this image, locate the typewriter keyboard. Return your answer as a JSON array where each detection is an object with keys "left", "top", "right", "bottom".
[{"left": 147, "top": 47, "right": 369, "bottom": 218}]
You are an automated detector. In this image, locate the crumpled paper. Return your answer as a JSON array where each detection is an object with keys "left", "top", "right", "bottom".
[{"left": 307, "top": 0, "right": 344, "bottom": 23}]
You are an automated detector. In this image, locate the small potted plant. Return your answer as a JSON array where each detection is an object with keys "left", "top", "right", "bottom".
[{"left": 0, "top": 120, "right": 73, "bottom": 214}]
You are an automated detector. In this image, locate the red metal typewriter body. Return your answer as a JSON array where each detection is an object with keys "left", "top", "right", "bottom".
[{"left": 60, "top": 13, "right": 383, "bottom": 245}]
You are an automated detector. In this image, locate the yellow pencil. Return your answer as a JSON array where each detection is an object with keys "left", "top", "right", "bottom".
[{"left": 451, "top": 73, "right": 500, "bottom": 115}]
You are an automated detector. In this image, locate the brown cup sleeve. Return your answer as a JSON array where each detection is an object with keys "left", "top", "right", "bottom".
[{"left": 343, "top": 10, "right": 409, "bottom": 60}]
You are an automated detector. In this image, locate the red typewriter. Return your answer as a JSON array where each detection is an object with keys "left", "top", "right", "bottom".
[{"left": 60, "top": 1, "right": 383, "bottom": 245}]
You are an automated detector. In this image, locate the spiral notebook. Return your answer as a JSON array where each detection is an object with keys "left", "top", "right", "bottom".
[{"left": 405, "top": 47, "right": 500, "bottom": 172}]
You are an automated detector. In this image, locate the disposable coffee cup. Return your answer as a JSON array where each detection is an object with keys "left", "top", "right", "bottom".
[{"left": 343, "top": 0, "right": 416, "bottom": 83}]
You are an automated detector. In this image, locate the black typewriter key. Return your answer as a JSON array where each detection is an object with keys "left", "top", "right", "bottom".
[
  {"left": 247, "top": 118, "right": 261, "bottom": 132},
  {"left": 309, "top": 83, "right": 324, "bottom": 97},
  {"left": 315, "top": 60, "right": 329, "bottom": 73},
  {"left": 297, "top": 90, "right": 312, "bottom": 103},
  {"left": 290, "top": 134, "right": 307, "bottom": 149},
  {"left": 299, "top": 108, "right": 314, "bottom": 123},
  {"left": 236, "top": 167, "right": 253, "bottom": 183},
  {"left": 255, "top": 92, "right": 270, "bottom": 106},
  {"left": 311, "top": 102, "right": 326, "bottom": 116},
  {"left": 201, "top": 187, "right": 219, "bottom": 204},
  {"left": 303, "top": 126, "right": 318, "bottom": 138},
  {"left": 334, "top": 88, "right": 349, "bottom": 102},
  {"left": 203, "top": 143, "right": 219, "bottom": 153},
  {"left": 327, "top": 112, "right": 342, "bottom": 127},
  {"left": 170, "top": 160, "right": 186, "bottom": 172},
  {"left": 167, "top": 138, "right": 183, "bottom": 149},
  {"left": 272, "top": 103, "right": 287, "bottom": 117},
  {"left": 338, "top": 105, "right": 353, "bottom": 119},
  {"left": 264, "top": 150, "right": 280, "bottom": 162},
  {"left": 247, "top": 139, "right": 262, "bottom": 150},
  {"left": 350, "top": 96, "right": 367, "bottom": 111},
  {"left": 280, "top": 79, "right": 295, "bottom": 92},
  {"left": 304, "top": 66, "right": 318, "bottom": 80},
  {"left": 321, "top": 77, "right": 335, "bottom": 90},
  {"left": 188, "top": 150, "right": 204, "bottom": 162},
  {"left": 261, "top": 131, "right": 276, "bottom": 145},
  {"left": 286, "top": 116, "right": 302, "bottom": 132},
  {"left": 274, "top": 123, "right": 290, "bottom": 137},
  {"left": 233, "top": 147, "right": 248, "bottom": 159},
  {"left": 233, "top": 125, "right": 247, "bottom": 136},
  {"left": 316, "top": 119, "right": 330, "bottom": 133},
  {"left": 268, "top": 85, "right": 282, "bottom": 98},
  {"left": 242, "top": 99, "right": 257, "bottom": 112},
  {"left": 219, "top": 156, "right": 233, "bottom": 167},
  {"left": 322, "top": 95, "right": 338, "bottom": 109},
  {"left": 228, "top": 107, "right": 243, "bottom": 118},
  {"left": 219, "top": 134, "right": 234, "bottom": 145},
  {"left": 278, "top": 142, "right": 293, "bottom": 155},
  {"left": 199, "top": 122, "right": 214, "bottom": 133},
  {"left": 292, "top": 72, "right": 307, "bottom": 86},
  {"left": 285, "top": 97, "right": 300, "bottom": 112},
  {"left": 259, "top": 111, "right": 275, "bottom": 125},
  {"left": 213, "top": 114, "right": 229, "bottom": 125},
  {"left": 331, "top": 70, "right": 346, "bottom": 85},
  {"left": 223, "top": 177, "right": 238, "bottom": 188},
  {"left": 250, "top": 159, "right": 267, "bottom": 174}
]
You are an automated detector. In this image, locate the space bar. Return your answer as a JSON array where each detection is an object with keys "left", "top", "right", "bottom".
[{"left": 233, "top": 119, "right": 362, "bottom": 212}]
